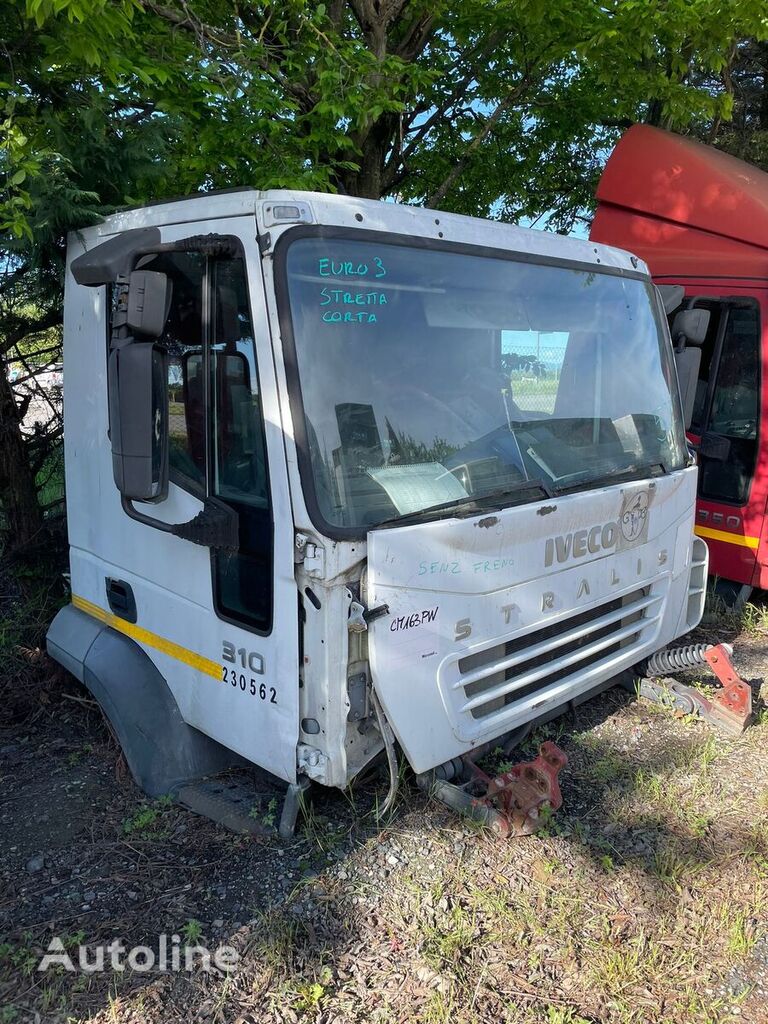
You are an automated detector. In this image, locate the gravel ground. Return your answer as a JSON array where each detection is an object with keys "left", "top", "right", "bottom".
[{"left": 1, "top": 610, "right": 768, "bottom": 1024}]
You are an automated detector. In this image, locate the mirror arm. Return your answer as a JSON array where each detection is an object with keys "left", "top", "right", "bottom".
[{"left": 120, "top": 494, "right": 239, "bottom": 550}]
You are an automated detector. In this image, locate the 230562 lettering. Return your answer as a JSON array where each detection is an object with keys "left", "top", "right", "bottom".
[
  {"left": 220, "top": 666, "right": 277, "bottom": 703},
  {"left": 221, "top": 641, "right": 276, "bottom": 703}
]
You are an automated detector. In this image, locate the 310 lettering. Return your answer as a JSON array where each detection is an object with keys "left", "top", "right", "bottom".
[{"left": 221, "top": 641, "right": 276, "bottom": 704}]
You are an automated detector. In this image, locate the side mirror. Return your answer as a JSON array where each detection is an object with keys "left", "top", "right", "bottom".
[
  {"left": 107, "top": 342, "right": 169, "bottom": 502},
  {"left": 657, "top": 284, "right": 685, "bottom": 315},
  {"left": 127, "top": 271, "right": 171, "bottom": 338},
  {"left": 671, "top": 308, "right": 710, "bottom": 348},
  {"left": 675, "top": 346, "right": 701, "bottom": 429},
  {"left": 670, "top": 308, "right": 710, "bottom": 429}
]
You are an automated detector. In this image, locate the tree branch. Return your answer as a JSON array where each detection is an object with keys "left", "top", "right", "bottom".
[
  {"left": 142, "top": 1, "right": 316, "bottom": 110},
  {"left": 1, "top": 310, "right": 62, "bottom": 354},
  {"left": 427, "top": 84, "right": 526, "bottom": 208}
]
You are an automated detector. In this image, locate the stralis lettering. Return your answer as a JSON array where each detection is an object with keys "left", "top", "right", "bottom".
[
  {"left": 390, "top": 607, "right": 438, "bottom": 632},
  {"left": 544, "top": 522, "right": 619, "bottom": 567}
]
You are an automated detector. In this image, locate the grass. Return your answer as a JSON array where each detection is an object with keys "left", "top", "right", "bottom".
[
  {"left": 510, "top": 371, "right": 560, "bottom": 416},
  {"left": 4, "top": 581, "right": 768, "bottom": 1023},
  {"left": 6, "top": 712, "right": 768, "bottom": 1024},
  {"left": 120, "top": 795, "right": 176, "bottom": 838}
]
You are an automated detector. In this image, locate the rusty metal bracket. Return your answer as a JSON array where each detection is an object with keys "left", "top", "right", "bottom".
[
  {"left": 639, "top": 641, "right": 753, "bottom": 736},
  {"left": 472, "top": 741, "right": 568, "bottom": 837},
  {"left": 416, "top": 741, "right": 569, "bottom": 838},
  {"left": 703, "top": 644, "right": 753, "bottom": 733}
]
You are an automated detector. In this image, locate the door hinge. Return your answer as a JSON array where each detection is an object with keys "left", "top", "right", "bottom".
[
  {"left": 297, "top": 744, "right": 328, "bottom": 780},
  {"left": 295, "top": 533, "right": 325, "bottom": 578}
]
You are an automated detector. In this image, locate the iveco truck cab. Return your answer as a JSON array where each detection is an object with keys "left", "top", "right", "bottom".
[
  {"left": 47, "top": 190, "right": 708, "bottom": 832},
  {"left": 592, "top": 125, "right": 768, "bottom": 605}
]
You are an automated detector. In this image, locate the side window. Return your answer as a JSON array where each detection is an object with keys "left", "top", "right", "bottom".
[
  {"left": 210, "top": 258, "right": 273, "bottom": 633},
  {"left": 112, "top": 249, "right": 273, "bottom": 633},
  {"left": 708, "top": 307, "right": 760, "bottom": 439},
  {"left": 151, "top": 251, "right": 206, "bottom": 490},
  {"left": 211, "top": 260, "right": 269, "bottom": 505}
]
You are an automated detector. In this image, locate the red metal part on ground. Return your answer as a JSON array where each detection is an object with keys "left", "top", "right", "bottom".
[
  {"left": 470, "top": 741, "right": 568, "bottom": 838},
  {"left": 639, "top": 642, "right": 753, "bottom": 735},
  {"left": 703, "top": 644, "right": 754, "bottom": 733}
]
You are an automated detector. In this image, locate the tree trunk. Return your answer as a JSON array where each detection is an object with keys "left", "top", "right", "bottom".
[
  {"left": 0, "top": 369, "right": 43, "bottom": 554},
  {"left": 340, "top": 113, "right": 399, "bottom": 198}
]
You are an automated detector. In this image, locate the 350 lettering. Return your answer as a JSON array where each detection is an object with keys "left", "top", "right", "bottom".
[{"left": 221, "top": 666, "right": 277, "bottom": 703}]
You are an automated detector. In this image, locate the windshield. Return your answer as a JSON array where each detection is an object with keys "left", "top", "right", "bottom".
[{"left": 281, "top": 235, "right": 686, "bottom": 532}]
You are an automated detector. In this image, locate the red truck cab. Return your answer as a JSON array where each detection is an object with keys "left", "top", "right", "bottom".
[{"left": 591, "top": 125, "right": 767, "bottom": 602}]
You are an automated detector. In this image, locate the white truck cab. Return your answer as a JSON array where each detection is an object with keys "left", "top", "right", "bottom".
[{"left": 47, "top": 190, "right": 708, "bottom": 833}]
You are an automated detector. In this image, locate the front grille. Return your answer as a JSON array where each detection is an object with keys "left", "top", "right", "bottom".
[{"left": 452, "top": 587, "right": 661, "bottom": 721}]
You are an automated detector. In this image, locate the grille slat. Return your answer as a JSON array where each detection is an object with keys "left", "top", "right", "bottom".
[
  {"left": 452, "top": 591, "right": 662, "bottom": 690},
  {"left": 460, "top": 615, "right": 654, "bottom": 714},
  {"left": 454, "top": 587, "right": 656, "bottom": 721}
]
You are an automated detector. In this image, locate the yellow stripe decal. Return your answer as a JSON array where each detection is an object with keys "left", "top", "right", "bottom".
[
  {"left": 694, "top": 525, "right": 760, "bottom": 550},
  {"left": 72, "top": 594, "right": 220, "bottom": 679}
]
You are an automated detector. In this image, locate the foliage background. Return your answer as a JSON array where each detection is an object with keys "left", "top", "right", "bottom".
[{"left": 2, "top": 0, "right": 768, "bottom": 553}]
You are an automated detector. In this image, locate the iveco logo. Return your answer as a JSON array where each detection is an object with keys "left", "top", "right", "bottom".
[
  {"left": 621, "top": 491, "right": 649, "bottom": 542},
  {"left": 544, "top": 490, "right": 651, "bottom": 567},
  {"left": 544, "top": 523, "right": 619, "bottom": 567}
]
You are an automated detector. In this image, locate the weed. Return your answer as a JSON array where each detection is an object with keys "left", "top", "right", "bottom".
[
  {"left": 261, "top": 797, "right": 279, "bottom": 828},
  {"left": 544, "top": 1008, "right": 592, "bottom": 1024},
  {"left": 301, "top": 802, "right": 348, "bottom": 854},
  {"left": 697, "top": 734, "right": 719, "bottom": 772},
  {"left": 651, "top": 844, "right": 695, "bottom": 884},
  {"left": 121, "top": 796, "right": 173, "bottom": 837},
  {"left": 122, "top": 805, "right": 158, "bottom": 834},
  {"left": 181, "top": 919, "right": 203, "bottom": 944},
  {"left": 419, "top": 993, "right": 451, "bottom": 1024},
  {"left": 1, "top": 936, "right": 39, "bottom": 978},
  {"left": 726, "top": 911, "right": 756, "bottom": 957},
  {"left": 740, "top": 601, "right": 768, "bottom": 636},
  {"left": 422, "top": 902, "right": 477, "bottom": 968},
  {"left": 583, "top": 752, "right": 625, "bottom": 783},
  {"left": 292, "top": 980, "right": 326, "bottom": 1013}
]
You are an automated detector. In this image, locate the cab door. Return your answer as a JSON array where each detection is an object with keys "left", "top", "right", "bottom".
[
  {"left": 682, "top": 287, "right": 765, "bottom": 588},
  {"left": 158, "top": 228, "right": 299, "bottom": 779},
  {"left": 69, "top": 220, "right": 299, "bottom": 783}
]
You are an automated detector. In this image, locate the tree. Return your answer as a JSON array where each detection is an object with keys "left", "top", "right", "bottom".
[
  {"left": 2, "top": 0, "right": 767, "bottom": 553},
  {"left": 0, "top": 0, "right": 192, "bottom": 552}
]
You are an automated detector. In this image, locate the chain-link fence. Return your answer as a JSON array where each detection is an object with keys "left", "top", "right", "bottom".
[{"left": 502, "top": 335, "right": 567, "bottom": 415}]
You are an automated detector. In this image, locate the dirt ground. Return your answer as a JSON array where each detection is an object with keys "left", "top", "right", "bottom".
[{"left": 2, "top": 607, "right": 768, "bottom": 1024}]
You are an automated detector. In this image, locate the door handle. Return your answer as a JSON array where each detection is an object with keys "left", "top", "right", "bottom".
[{"left": 106, "top": 577, "right": 137, "bottom": 623}]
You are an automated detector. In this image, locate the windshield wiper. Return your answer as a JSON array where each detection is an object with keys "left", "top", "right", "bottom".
[
  {"left": 373, "top": 478, "right": 554, "bottom": 529},
  {"left": 554, "top": 461, "right": 668, "bottom": 495}
]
